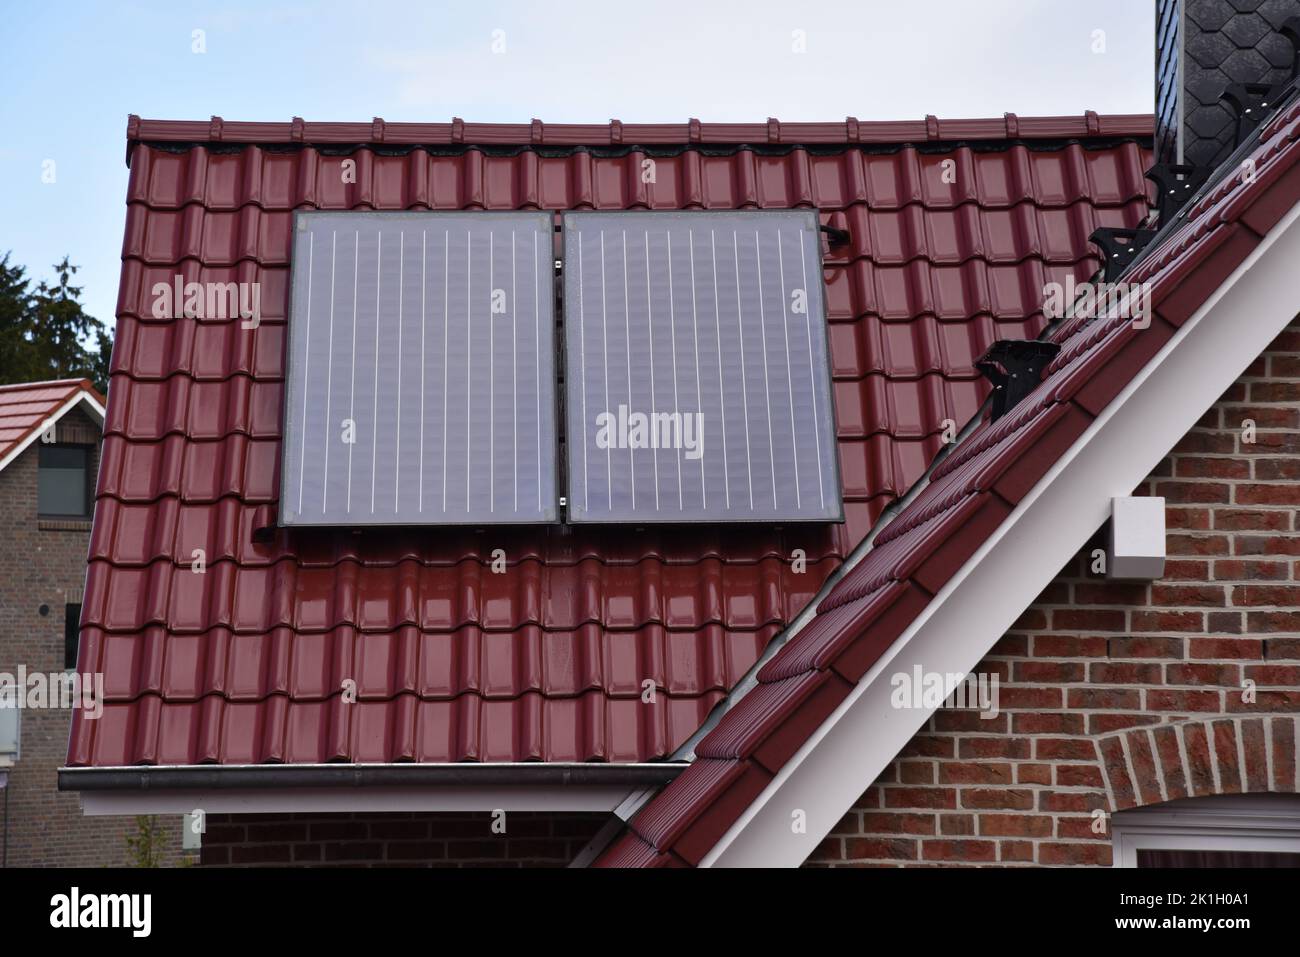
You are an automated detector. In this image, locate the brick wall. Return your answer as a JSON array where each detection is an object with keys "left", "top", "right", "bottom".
[
  {"left": 809, "top": 323, "right": 1300, "bottom": 867},
  {"left": 200, "top": 812, "right": 608, "bottom": 867},
  {"left": 0, "top": 406, "right": 187, "bottom": 866}
]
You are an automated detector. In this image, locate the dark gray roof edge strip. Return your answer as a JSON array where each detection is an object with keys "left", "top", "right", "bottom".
[{"left": 58, "top": 762, "right": 687, "bottom": 792}]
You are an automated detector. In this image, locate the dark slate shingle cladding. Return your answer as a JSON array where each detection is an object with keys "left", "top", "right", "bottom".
[{"left": 1180, "top": 0, "right": 1299, "bottom": 168}]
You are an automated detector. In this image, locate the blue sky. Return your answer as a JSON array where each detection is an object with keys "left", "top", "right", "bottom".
[{"left": 0, "top": 1, "right": 1154, "bottom": 331}]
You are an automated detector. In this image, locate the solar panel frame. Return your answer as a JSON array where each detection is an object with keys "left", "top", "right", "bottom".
[
  {"left": 560, "top": 209, "right": 843, "bottom": 525},
  {"left": 278, "top": 210, "right": 560, "bottom": 527}
]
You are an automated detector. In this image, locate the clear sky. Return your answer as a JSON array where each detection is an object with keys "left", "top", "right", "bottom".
[{"left": 0, "top": 0, "right": 1155, "bottom": 331}]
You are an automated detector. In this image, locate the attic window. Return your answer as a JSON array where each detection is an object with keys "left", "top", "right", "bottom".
[{"left": 38, "top": 444, "right": 91, "bottom": 519}]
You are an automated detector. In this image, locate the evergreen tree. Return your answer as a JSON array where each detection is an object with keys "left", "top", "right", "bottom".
[{"left": 0, "top": 253, "right": 113, "bottom": 393}]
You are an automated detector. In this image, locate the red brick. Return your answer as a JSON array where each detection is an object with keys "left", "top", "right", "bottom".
[
  {"left": 978, "top": 814, "right": 1053, "bottom": 837},
  {"left": 1016, "top": 763, "right": 1052, "bottom": 785},
  {"left": 883, "top": 787, "right": 957, "bottom": 810},
  {"left": 922, "top": 839, "right": 996, "bottom": 862},
  {"left": 1167, "top": 507, "right": 1211, "bottom": 529},
  {"left": 1013, "top": 660, "right": 1085, "bottom": 683},
  {"left": 1150, "top": 584, "right": 1226, "bottom": 607},
  {"left": 1052, "top": 609, "right": 1127, "bottom": 631},
  {"left": 1207, "top": 611, "right": 1244, "bottom": 633},
  {"left": 1055, "top": 764, "right": 1105, "bottom": 787},
  {"left": 1234, "top": 585, "right": 1300, "bottom": 606},
  {"left": 858, "top": 812, "right": 935, "bottom": 835},
  {"left": 1266, "top": 638, "right": 1300, "bottom": 659},
  {"left": 1172, "top": 457, "right": 1250, "bottom": 478},
  {"left": 1213, "top": 508, "right": 1291, "bottom": 531},
  {"left": 938, "top": 814, "right": 975, "bottom": 836},
  {"left": 1189, "top": 637, "right": 1263, "bottom": 659},
  {"left": 1235, "top": 536, "right": 1300, "bottom": 556},
  {"left": 1166, "top": 663, "right": 1240, "bottom": 685},
  {"left": 1067, "top": 688, "right": 1142, "bottom": 710},
  {"left": 1147, "top": 689, "right": 1222, "bottom": 711},
  {"left": 999, "top": 840, "right": 1035, "bottom": 862},
  {"left": 1089, "top": 662, "right": 1163, "bottom": 683},
  {"left": 1038, "top": 842, "right": 1112, "bottom": 865},
  {"left": 842, "top": 838, "right": 918, "bottom": 861},
  {"left": 958, "top": 737, "right": 1032, "bottom": 759},
  {"left": 1012, "top": 712, "right": 1087, "bottom": 734},
  {"left": 1039, "top": 791, "right": 1109, "bottom": 813},
  {"left": 1088, "top": 713, "right": 1162, "bottom": 734},
  {"left": 1247, "top": 611, "right": 1300, "bottom": 631},
  {"left": 1167, "top": 533, "right": 1230, "bottom": 555},
  {"left": 1131, "top": 610, "right": 1204, "bottom": 632},
  {"left": 959, "top": 789, "right": 1034, "bottom": 810},
  {"left": 1254, "top": 458, "right": 1300, "bottom": 479},
  {"left": 1245, "top": 664, "right": 1300, "bottom": 685},
  {"left": 1033, "top": 635, "right": 1108, "bottom": 657},
  {"left": 1234, "top": 483, "right": 1300, "bottom": 506},
  {"left": 1056, "top": 817, "right": 1107, "bottom": 840},
  {"left": 1110, "top": 636, "right": 1184, "bottom": 659},
  {"left": 938, "top": 762, "right": 1013, "bottom": 785},
  {"left": 1155, "top": 481, "right": 1230, "bottom": 504}
]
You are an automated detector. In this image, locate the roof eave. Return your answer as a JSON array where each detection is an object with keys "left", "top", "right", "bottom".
[{"left": 61, "top": 762, "right": 687, "bottom": 816}]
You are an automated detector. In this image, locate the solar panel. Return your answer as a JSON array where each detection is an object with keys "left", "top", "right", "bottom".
[
  {"left": 562, "top": 210, "right": 842, "bottom": 523},
  {"left": 280, "top": 211, "right": 558, "bottom": 526}
]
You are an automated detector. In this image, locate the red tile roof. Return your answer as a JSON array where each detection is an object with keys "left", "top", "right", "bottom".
[
  {"left": 0, "top": 379, "right": 105, "bottom": 471},
  {"left": 67, "top": 115, "right": 1152, "bottom": 768},
  {"left": 596, "top": 98, "right": 1300, "bottom": 866}
]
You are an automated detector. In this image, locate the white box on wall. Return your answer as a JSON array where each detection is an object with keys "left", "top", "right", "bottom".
[{"left": 1107, "top": 496, "right": 1167, "bottom": 580}]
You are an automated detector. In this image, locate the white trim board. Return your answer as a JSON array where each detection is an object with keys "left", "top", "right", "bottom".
[
  {"left": 80, "top": 785, "right": 636, "bottom": 816},
  {"left": 701, "top": 198, "right": 1300, "bottom": 867},
  {"left": 0, "top": 389, "right": 106, "bottom": 474}
]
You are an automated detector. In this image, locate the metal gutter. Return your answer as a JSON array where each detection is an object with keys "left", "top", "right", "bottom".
[{"left": 59, "top": 762, "right": 686, "bottom": 792}]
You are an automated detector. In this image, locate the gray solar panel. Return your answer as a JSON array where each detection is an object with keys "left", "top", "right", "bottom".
[
  {"left": 280, "top": 211, "right": 558, "bottom": 526},
  {"left": 562, "top": 210, "right": 842, "bottom": 523}
]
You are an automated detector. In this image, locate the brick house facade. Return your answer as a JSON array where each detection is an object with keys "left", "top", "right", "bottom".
[
  {"left": 192, "top": 321, "right": 1300, "bottom": 868},
  {"left": 0, "top": 400, "right": 186, "bottom": 866},
  {"left": 810, "top": 321, "right": 1300, "bottom": 867}
]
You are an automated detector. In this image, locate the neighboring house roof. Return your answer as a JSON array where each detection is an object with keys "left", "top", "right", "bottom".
[
  {"left": 67, "top": 113, "right": 1151, "bottom": 770},
  {"left": 0, "top": 379, "right": 106, "bottom": 473},
  {"left": 596, "top": 97, "right": 1300, "bottom": 866}
]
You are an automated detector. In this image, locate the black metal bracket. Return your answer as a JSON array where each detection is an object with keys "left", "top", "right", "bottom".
[
  {"left": 976, "top": 340, "right": 1062, "bottom": 421},
  {"left": 1145, "top": 163, "right": 1209, "bottom": 226},
  {"left": 1089, "top": 227, "right": 1157, "bottom": 281},
  {"left": 819, "top": 223, "right": 850, "bottom": 246},
  {"left": 1220, "top": 82, "right": 1275, "bottom": 149}
]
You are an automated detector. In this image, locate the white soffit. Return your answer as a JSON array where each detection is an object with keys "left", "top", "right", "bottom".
[
  {"left": 701, "top": 197, "right": 1300, "bottom": 868},
  {"left": 80, "top": 785, "right": 637, "bottom": 816}
]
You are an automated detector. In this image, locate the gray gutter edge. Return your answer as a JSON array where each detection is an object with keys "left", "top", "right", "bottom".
[{"left": 59, "top": 762, "right": 687, "bottom": 792}]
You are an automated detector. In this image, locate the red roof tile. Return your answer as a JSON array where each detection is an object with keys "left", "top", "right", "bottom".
[
  {"left": 69, "top": 115, "right": 1152, "bottom": 767},
  {"left": 0, "top": 379, "right": 105, "bottom": 470},
  {"left": 598, "top": 99, "right": 1300, "bottom": 865}
]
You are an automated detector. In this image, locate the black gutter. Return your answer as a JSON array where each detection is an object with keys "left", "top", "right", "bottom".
[{"left": 59, "top": 762, "right": 687, "bottom": 792}]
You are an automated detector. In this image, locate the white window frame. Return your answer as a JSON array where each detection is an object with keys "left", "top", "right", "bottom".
[{"left": 1111, "top": 795, "right": 1300, "bottom": 868}]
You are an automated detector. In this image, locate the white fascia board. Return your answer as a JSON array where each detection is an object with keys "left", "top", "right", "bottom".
[
  {"left": 80, "top": 785, "right": 635, "bottom": 816},
  {"left": 702, "top": 199, "right": 1300, "bottom": 868},
  {"left": 0, "top": 390, "right": 106, "bottom": 474}
]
